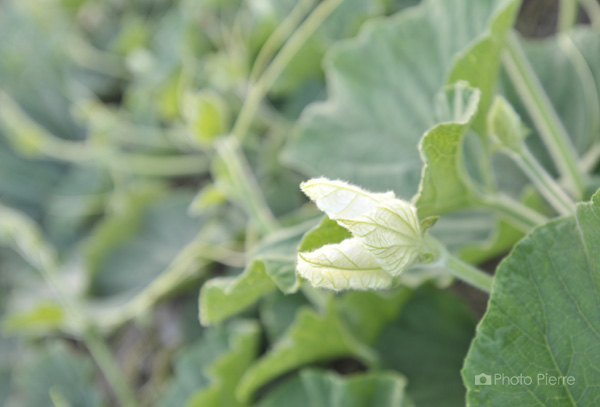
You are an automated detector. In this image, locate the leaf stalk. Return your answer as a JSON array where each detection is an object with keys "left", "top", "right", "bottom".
[{"left": 503, "top": 31, "right": 586, "bottom": 199}]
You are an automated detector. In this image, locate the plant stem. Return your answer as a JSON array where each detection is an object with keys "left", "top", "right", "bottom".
[
  {"left": 581, "top": 142, "right": 600, "bottom": 173},
  {"left": 579, "top": 0, "right": 600, "bottom": 29},
  {"left": 81, "top": 328, "right": 138, "bottom": 407},
  {"left": 558, "top": 35, "right": 600, "bottom": 154},
  {"left": 503, "top": 31, "right": 585, "bottom": 199},
  {"left": 446, "top": 255, "right": 493, "bottom": 293},
  {"left": 215, "top": 137, "right": 279, "bottom": 234},
  {"left": 232, "top": 0, "right": 344, "bottom": 143},
  {"left": 505, "top": 147, "right": 575, "bottom": 215},
  {"left": 35, "top": 257, "right": 138, "bottom": 406},
  {"left": 558, "top": 0, "right": 578, "bottom": 32},
  {"left": 94, "top": 240, "right": 211, "bottom": 331},
  {"left": 120, "top": 153, "right": 209, "bottom": 177},
  {"left": 213, "top": 0, "right": 344, "bottom": 234},
  {"left": 250, "top": 0, "right": 316, "bottom": 81},
  {"left": 477, "top": 193, "right": 548, "bottom": 232}
]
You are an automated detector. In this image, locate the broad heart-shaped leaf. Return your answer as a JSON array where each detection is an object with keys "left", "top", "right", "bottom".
[
  {"left": 158, "top": 320, "right": 260, "bottom": 407},
  {"left": 374, "top": 286, "right": 477, "bottom": 407},
  {"left": 199, "top": 220, "right": 314, "bottom": 325},
  {"left": 257, "top": 369, "right": 414, "bottom": 407},
  {"left": 462, "top": 190, "right": 600, "bottom": 406},
  {"left": 415, "top": 83, "right": 481, "bottom": 216},
  {"left": 282, "top": 0, "right": 519, "bottom": 197},
  {"left": 235, "top": 304, "right": 377, "bottom": 402}
]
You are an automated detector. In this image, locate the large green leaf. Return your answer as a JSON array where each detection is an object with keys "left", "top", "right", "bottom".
[
  {"left": 463, "top": 190, "right": 600, "bottom": 406},
  {"left": 159, "top": 320, "right": 260, "bottom": 407},
  {"left": 199, "top": 220, "right": 314, "bottom": 325},
  {"left": 283, "top": 0, "right": 519, "bottom": 197},
  {"left": 338, "top": 288, "right": 412, "bottom": 344},
  {"left": 299, "top": 369, "right": 414, "bottom": 407},
  {"left": 258, "top": 369, "right": 414, "bottom": 407},
  {"left": 236, "top": 304, "right": 376, "bottom": 402},
  {"left": 374, "top": 286, "right": 477, "bottom": 407},
  {"left": 259, "top": 291, "right": 310, "bottom": 343}
]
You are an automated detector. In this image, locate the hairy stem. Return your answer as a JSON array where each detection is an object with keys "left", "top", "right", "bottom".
[
  {"left": 250, "top": 0, "right": 316, "bottom": 81},
  {"left": 503, "top": 31, "right": 585, "bottom": 199},
  {"left": 214, "top": 0, "right": 344, "bottom": 234},
  {"left": 215, "top": 137, "right": 279, "bottom": 234},
  {"left": 579, "top": 0, "right": 600, "bottom": 29},
  {"left": 581, "top": 142, "right": 600, "bottom": 173},
  {"left": 505, "top": 147, "right": 575, "bottom": 216},
  {"left": 81, "top": 328, "right": 138, "bottom": 407},
  {"left": 558, "top": 35, "right": 600, "bottom": 155},
  {"left": 477, "top": 193, "right": 548, "bottom": 232},
  {"left": 558, "top": 0, "right": 578, "bottom": 32},
  {"left": 94, "top": 240, "right": 212, "bottom": 331},
  {"left": 232, "top": 0, "right": 344, "bottom": 143},
  {"left": 446, "top": 255, "right": 493, "bottom": 293}
]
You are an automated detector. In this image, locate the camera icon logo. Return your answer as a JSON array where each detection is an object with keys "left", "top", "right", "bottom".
[{"left": 475, "top": 373, "right": 492, "bottom": 386}]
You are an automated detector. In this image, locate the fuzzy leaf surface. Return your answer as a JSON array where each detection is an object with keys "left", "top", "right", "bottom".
[{"left": 463, "top": 191, "right": 600, "bottom": 406}]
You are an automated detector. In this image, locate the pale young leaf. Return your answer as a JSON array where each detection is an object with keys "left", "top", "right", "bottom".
[
  {"left": 300, "top": 178, "right": 394, "bottom": 221},
  {"left": 297, "top": 238, "right": 392, "bottom": 291},
  {"left": 338, "top": 199, "right": 423, "bottom": 276}
]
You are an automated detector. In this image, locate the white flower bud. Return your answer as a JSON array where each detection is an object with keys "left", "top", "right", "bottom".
[{"left": 297, "top": 178, "right": 425, "bottom": 290}]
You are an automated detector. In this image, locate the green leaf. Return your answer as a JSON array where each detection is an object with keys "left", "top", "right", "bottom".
[
  {"left": 297, "top": 216, "right": 351, "bottom": 253},
  {"left": 256, "top": 368, "right": 414, "bottom": 407},
  {"left": 84, "top": 182, "right": 165, "bottom": 279},
  {"left": 200, "top": 221, "right": 314, "bottom": 325},
  {"left": 283, "top": 0, "right": 519, "bottom": 197},
  {"left": 487, "top": 95, "right": 528, "bottom": 152},
  {"left": 14, "top": 343, "right": 104, "bottom": 407},
  {"left": 374, "top": 286, "right": 477, "bottom": 407},
  {"left": 299, "top": 369, "right": 414, "bottom": 407},
  {"left": 338, "top": 288, "right": 412, "bottom": 344},
  {"left": 254, "top": 374, "right": 311, "bottom": 407},
  {"left": 188, "top": 183, "right": 227, "bottom": 215},
  {"left": 259, "top": 291, "right": 310, "bottom": 343},
  {"left": 236, "top": 304, "right": 376, "bottom": 402},
  {"left": 2, "top": 302, "right": 64, "bottom": 334},
  {"left": 183, "top": 90, "right": 230, "bottom": 146},
  {"left": 462, "top": 190, "right": 600, "bottom": 406},
  {"left": 88, "top": 189, "right": 204, "bottom": 297},
  {"left": 200, "top": 262, "right": 277, "bottom": 326},
  {"left": 415, "top": 82, "right": 481, "bottom": 217},
  {"left": 159, "top": 320, "right": 260, "bottom": 407}
]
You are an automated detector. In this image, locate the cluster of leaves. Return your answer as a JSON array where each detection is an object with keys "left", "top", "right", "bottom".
[{"left": 0, "top": 0, "right": 599, "bottom": 406}]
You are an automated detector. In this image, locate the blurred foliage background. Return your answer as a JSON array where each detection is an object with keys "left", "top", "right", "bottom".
[{"left": 0, "top": 0, "right": 598, "bottom": 406}]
